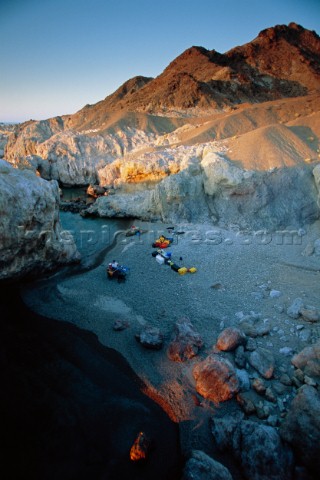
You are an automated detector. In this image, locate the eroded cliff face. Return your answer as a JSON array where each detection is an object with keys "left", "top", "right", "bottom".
[
  {"left": 86, "top": 148, "right": 320, "bottom": 229},
  {"left": 5, "top": 120, "right": 156, "bottom": 186},
  {"left": 4, "top": 110, "right": 320, "bottom": 230},
  {"left": 3, "top": 23, "right": 320, "bottom": 230},
  {"left": 0, "top": 160, "right": 79, "bottom": 281}
]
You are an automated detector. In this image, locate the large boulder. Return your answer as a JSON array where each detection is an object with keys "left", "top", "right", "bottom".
[
  {"left": 0, "top": 160, "right": 79, "bottom": 281},
  {"left": 238, "top": 421, "right": 293, "bottom": 480},
  {"left": 216, "top": 327, "right": 246, "bottom": 351},
  {"left": 167, "top": 318, "right": 203, "bottom": 362},
  {"left": 83, "top": 189, "right": 155, "bottom": 219},
  {"left": 248, "top": 347, "right": 275, "bottom": 379},
  {"left": 211, "top": 411, "right": 244, "bottom": 451},
  {"left": 280, "top": 385, "right": 320, "bottom": 475},
  {"left": 182, "top": 450, "right": 233, "bottom": 480},
  {"left": 201, "top": 149, "right": 319, "bottom": 229},
  {"left": 291, "top": 341, "right": 320, "bottom": 379},
  {"left": 135, "top": 325, "right": 164, "bottom": 350},
  {"left": 211, "top": 415, "right": 294, "bottom": 480},
  {"left": 201, "top": 151, "right": 253, "bottom": 196},
  {"left": 193, "top": 354, "right": 239, "bottom": 403}
]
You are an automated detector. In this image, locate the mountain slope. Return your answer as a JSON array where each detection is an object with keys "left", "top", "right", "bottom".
[
  {"left": 62, "top": 22, "right": 320, "bottom": 127},
  {"left": 81, "top": 22, "right": 319, "bottom": 117},
  {"left": 3, "top": 22, "right": 320, "bottom": 229}
]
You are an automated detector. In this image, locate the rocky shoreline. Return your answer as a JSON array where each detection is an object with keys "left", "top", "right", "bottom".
[{"left": 21, "top": 218, "right": 320, "bottom": 479}]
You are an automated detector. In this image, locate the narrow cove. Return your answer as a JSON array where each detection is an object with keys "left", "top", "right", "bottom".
[{"left": 0, "top": 211, "right": 183, "bottom": 479}]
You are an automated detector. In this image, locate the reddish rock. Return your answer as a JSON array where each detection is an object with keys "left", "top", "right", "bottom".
[
  {"left": 87, "top": 184, "right": 106, "bottom": 197},
  {"left": 252, "top": 377, "right": 267, "bottom": 395},
  {"left": 87, "top": 24, "right": 320, "bottom": 114},
  {"left": 193, "top": 355, "right": 239, "bottom": 404},
  {"left": 291, "top": 341, "right": 320, "bottom": 377},
  {"left": 300, "top": 307, "right": 319, "bottom": 323},
  {"left": 167, "top": 318, "right": 203, "bottom": 362},
  {"left": 216, "top": 327, "right": 246, "bottom": 351},
  {"left": 129, "top": 431, "right": 150, "bottom": 462}
]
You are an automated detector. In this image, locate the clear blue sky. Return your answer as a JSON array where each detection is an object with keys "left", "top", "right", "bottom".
[{"left": 1, "top": 0, "right": 319, "bottom": 123}]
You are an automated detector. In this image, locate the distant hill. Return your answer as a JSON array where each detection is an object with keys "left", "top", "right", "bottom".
[{"left": 65, "top": 22, "right": 320, "bottom": 132}]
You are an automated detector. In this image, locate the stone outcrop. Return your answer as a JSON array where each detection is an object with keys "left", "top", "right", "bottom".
[
  {"left": 247, "top": 347, "right": 275, "bottom": 379},
  {"left": 0, "top": 160, "right": 79, "bottom": 281},
  {"left": 215, "top": 327, "right": 247, "bottom": 352},
  {"left": 167, "top": 318, "right": 204, "bottom": 362},
  {"left": 280, "top": 385, "right": 320, "bottom": 475},
  {"left": 5, "top": 119, "right": 155, "bottom": 186},
  {"left": 135, "top": 325, "right": 164, "bottom": 350},
  {"left": 182, "top": 450, "right": 233, "bottom": 480},
  {"left": 0, "top": 123, "right": 15, "bottom": 158},
  {"left": 211, "top": 414, "right": 294, "bottom": 480},
  {"left": 291, "top": 341, "right": 320, "bottom": 378},
  {"left": 193, "top": 355, "right": 239, "bottom": 403},
  {"left": 85, "top": 148, "right": 320, "bottom": 229}
]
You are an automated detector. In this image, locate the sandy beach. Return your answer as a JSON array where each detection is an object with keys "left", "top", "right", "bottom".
[{"left": 20, "top": 218, "right": 320, "bottom": 463}]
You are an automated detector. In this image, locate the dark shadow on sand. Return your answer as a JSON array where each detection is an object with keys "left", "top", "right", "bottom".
[{"left": 0, "top": 285, "right": 182, "bottom": 480}]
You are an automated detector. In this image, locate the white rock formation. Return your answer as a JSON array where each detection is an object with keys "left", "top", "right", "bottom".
[
  {"left": 4, "top": 115, "right": 320, "bottom": 229},
  {"left": 5, "top": 119, "right": 156, "bottom": 186},
  {"left": 86, "top": 143, "right": 319, "bottom": 228},
  {"left": 0, "top": 160, "right": 79, "bottom": 281},
  {"left": 0, "top": 123, "right": 16, "bottom": 158},
  {"left": 201, "top": 150, "right": 253, "bottom": 195}
]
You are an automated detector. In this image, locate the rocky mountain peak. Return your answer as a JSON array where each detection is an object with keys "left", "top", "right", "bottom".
[
  {"left": 257, "top": 22, "right": 319, "bottom": 45},
  {"left": 103, "top": 75, "right": 154, "bottom": 104},
  {"left": 236, "top": 22, "right": 320, "bottom": 67},
  {"left": 95, "top": 23, "right": 320, "bottom": 115},
  {"left": 54, "top": 23, "right": 320, "bottom": 124}
]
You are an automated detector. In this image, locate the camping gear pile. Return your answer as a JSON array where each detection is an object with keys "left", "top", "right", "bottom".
[
  {"left": 106, "top": 262, "right": 130, "bottom": 283},
  {"left": 152, "top": 234, "right": 173, "bottom": 249},
  {"left": 125, "top": 225, "right": 141, "bottom": 237},
  {"left": 151, "top": 230, "right": 197, "bottom": 275},
  {"left": 105, "top": 225, "right": 197, "bottom": 285}
]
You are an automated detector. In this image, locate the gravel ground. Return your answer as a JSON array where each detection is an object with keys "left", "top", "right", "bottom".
[{"left": 21, "top": 219, "right": 320, "bottom": 456}]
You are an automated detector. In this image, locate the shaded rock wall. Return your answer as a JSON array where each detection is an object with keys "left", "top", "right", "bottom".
[
  {"left": 0, "top": 160, "right": 79, "bottom": 281},
  {"left": 86, "top": 153, "right": 320, "bottom": 230}
]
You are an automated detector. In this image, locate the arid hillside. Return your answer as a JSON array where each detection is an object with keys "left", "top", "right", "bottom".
[
  {"left": 3, "top": 23, "right": 320, "bottom": 229},
  {"left": 66, "top": 22, "right": 320, "bottom": 125}
]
